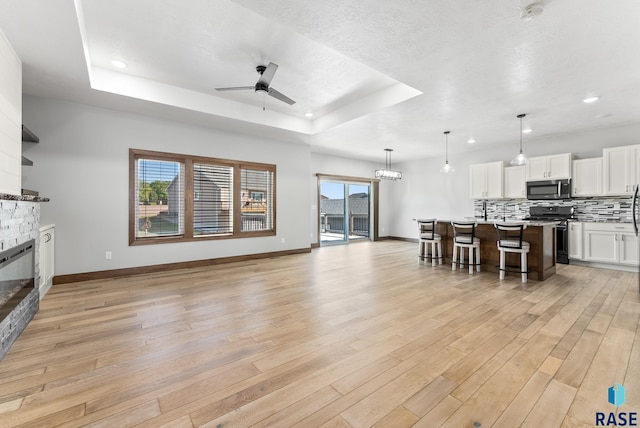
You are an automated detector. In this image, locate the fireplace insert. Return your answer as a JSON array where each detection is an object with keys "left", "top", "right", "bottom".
[{"left": 0, "top": 239, "right": 36, "bottom": 323}]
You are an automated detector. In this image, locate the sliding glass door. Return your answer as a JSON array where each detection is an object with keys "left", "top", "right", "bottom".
[{"left": 319, "top": 180, "right": 370, "bottom": 245}]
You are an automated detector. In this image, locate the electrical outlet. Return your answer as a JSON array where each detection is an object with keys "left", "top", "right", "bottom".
[
  {"left": 105, "top": 251, "right": 112, "bottom": 260},
  {"left": 281, "top": 238, "right": 285, "bottom": 244}
]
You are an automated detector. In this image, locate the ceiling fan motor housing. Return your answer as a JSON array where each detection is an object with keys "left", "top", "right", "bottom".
[{"left": 255, "top": 82, "right": 269, "bottom": 93}]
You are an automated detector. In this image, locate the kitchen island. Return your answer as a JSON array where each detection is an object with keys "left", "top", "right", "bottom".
[{"left": 432, "top": 220, "right": 557, "bottom": 281}]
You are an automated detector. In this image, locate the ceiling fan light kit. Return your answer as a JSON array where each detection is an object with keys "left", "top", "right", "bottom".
[
  {"left": 215, "top": 62, "right": 296, "bottom": 110},
  {"left": 375, "top": 148, "right": 402, "bottom": 180}
]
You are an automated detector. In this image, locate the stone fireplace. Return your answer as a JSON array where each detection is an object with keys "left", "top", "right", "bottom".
[{"left": 0, "top": 200, "right": 40, "bottom": 360}]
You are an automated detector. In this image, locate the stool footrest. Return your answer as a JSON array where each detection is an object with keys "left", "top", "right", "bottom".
[
  {"left": 454, "top": 260, "right": 481, "bottom": 268},
  {"left": 497, "top": 264, "right": 531, "bottom": 274},
  {"left": 419, "top": 254, "right": 443, "bottom": 260}
]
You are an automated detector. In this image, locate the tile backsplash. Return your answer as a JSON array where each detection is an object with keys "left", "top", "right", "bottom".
[{"left": 473, "top": 197, "right": 633, "bottom": 222}]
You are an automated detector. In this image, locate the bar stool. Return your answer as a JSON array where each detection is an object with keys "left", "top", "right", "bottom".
[
  {"left": 451, "top": 220, "right": 481, "bottom": 274},
  {"left": 494, "top": 222, "right": 530, "bottom": 283},
  {"left": 417, "top": 219, "right": 442, "bottom": 267}
]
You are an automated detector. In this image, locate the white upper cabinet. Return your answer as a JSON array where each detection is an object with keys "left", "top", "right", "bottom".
[
  {"left": 470, "top": 161, "right": 504, "bottom": 199},
  {"left": 603, "top": 145, "right": 640, "bottom": 196},
  {"left": 0, "top": 28, "right": 22, "bottom": 195},
  {"left": 572, "top": 158, "right": 603, "bottom": 197},
  {"left": 526, "top": 153, "right": 572, "bottom": 181},
  {"left": 504, "top": 165, "right": 526, "bottom": 199}
]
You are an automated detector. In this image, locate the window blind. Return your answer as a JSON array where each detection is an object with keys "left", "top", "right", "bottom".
[
  {"left": 193, "top": 163, "right": 234, "bottom": 236},
  {"left": 135, "top": 158, "right": 185, "bottom": 238},
  {"left": 241, "top": 168, "right": 274, "bottom": 232}
]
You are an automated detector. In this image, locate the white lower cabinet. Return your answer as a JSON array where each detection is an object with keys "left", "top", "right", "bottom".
[
  {"left": 568, "top": 221, "right": 583, "bottom": 260},
  {"left": 583, "top": 222, "right": 638, "bottom": 266},
  {"left": 620, "top": 231, "right": 639, "bottom": 266},
  {"left": 39, "top": 224, "right": 55, "bottom": 299}
]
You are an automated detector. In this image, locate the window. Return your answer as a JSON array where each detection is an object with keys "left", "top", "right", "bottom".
[
  {"left": 241, "top": 168, "right": 274, "bottom": 232},
  {"left": 130, "top": 149, "right": 276, "bottom": 245},
  {"left": 193, "top": 163, "right": 233, "bottom": 236}
]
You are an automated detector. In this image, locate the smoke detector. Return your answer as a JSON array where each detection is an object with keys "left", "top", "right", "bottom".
[{"left": 521, "top": 2, "right": 544, "bottom": 21}]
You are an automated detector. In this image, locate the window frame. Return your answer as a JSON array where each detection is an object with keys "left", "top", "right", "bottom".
[{"left": 129, "top": 148, "right": 276, "bottom": 246}]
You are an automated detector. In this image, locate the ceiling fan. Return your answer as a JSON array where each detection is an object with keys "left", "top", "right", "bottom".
[{"left": 215, "top": 62, "right": 296, "bottom": 108}]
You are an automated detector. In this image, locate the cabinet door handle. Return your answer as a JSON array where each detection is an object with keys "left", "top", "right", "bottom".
[
  {"left": 615, "top": 234, "right": 619, "bottom": 241},
  {"left": 621, "top": 235, "right": 625, "bottom": 241}
]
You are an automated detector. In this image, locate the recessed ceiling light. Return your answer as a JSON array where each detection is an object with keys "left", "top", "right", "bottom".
[
  {"left": 111, "top": 59, "right": 127, "bottom": 69},
  {"left": 305, "top": 112, "right": 313, "bottom": 117},
  {"left": 583, "top": 96, "right": 600, "bottom": 103},
  {"left": 522, "top": 128, "right": 533, "bottom": 134},
  {"left": 467, "top": 138, "right": 476, "bottom": 144}
]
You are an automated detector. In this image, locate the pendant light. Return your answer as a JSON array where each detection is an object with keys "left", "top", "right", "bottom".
[
  {"left": 510, "top": 113, "right": 528, "bottom": 165},
  {"left": 440, "top": 131, "right": 454, "bottom": 173},
  {"left": 375, "top": 148, "right": 402, "bottom": 180}
]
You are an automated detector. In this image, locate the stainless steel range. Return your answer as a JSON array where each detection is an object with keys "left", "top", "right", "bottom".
[{"left": 525, "top": 206, "right": 574, "bottom": 264}]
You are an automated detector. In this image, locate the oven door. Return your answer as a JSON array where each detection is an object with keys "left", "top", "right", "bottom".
[{"left": 556, "top": 222, "right": 569, "bottom": 264}]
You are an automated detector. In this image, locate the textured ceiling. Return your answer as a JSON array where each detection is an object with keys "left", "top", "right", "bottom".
[{"left": 0, "top": 0, "right": 639, "bottom": 163}]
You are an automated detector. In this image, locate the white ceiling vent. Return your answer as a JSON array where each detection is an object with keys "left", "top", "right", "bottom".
[{"left": 521, "top": 2, "right": 544, "bottom": 21}]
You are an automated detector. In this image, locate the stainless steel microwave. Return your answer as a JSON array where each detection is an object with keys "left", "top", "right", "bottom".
[{"left": 526, "top": 179, "right": 571, "bottom": 200}]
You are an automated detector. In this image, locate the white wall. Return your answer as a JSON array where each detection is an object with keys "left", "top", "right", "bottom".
[
  {"left": 389, "top": 122, "right": 640, "bottom": 240},
  {"left": 310, "top": 152, "right": 392, "bottom": 243},
  {"left": 22, "top": 96, "right": 311, "bottom": 276},
  {"left": 0, "top": 27, "right": 21, "bottom": 195}
]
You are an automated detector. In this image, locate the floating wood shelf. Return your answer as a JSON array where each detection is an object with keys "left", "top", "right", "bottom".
[
  {"left": 21, "top": 125, "right": 39, "bottom": 143},
  {"left": 21, "top": 124, "right": 39, "bottom": 166}
]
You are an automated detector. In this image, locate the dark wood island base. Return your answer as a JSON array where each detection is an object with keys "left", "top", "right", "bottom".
[{"left": 432, "top": 221, "right": 557, "bottom": 281}]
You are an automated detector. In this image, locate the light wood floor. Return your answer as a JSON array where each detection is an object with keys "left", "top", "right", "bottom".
[{"left": 1, "top": 240, "right": 639, "bottom": 427}]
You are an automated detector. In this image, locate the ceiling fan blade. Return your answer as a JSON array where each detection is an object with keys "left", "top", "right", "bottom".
[
  {"left": 257, "top": 62, "right": 278, "bottom": 86},
  {"left": 268, "top": 87, "right": 296, "bottom": 105},
  {"left": 215, "top": 86, "right": 255, "bottom": 91}
]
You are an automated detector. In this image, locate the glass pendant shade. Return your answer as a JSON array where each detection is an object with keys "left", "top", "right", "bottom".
[
  {"left": 374, "top": 148, "right": 402, "bottom": 180},
  {"left": 510, "top": 114, "right": 528, "bottom": 165},
  {"left": 511, "top": 151, "right": 527, "bottom": 165},
  {"left": 440, "top": 162, "right": 454, "bottom": 173},
  {"left": 440, "top": 131, "right": 454, "bottom": 173}
]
